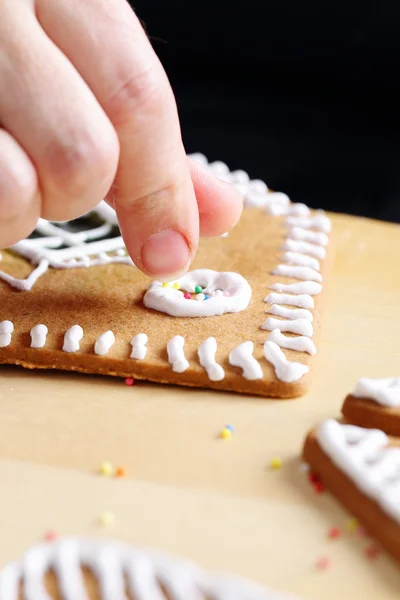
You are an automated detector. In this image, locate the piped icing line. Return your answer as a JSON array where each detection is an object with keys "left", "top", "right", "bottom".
[
  {"left": 281, "top": 251, "right": 320, "bottom": 271},
  {"left": 272, "top": 264, "right": 322, "bottom": 283},
  {"left": 94, "top": 331, "right": 115, "bottom": 356},
  {"left": 167, "top": 335, "right": 189, "bottom": 373},
  {"left": 288, "top": 227, "right": 329, "bottom": 247},
  {"left": 267, "top": 329, "right": 317, "bottom": 356},
  {"left": 130, "top": 333, "right": 148, "bottom": 360},
  {"left": 285, "top": 215, "right": 331, "bottom": 233},
  {"left": 144, "top": 269, "right": 252, "bottom": 318},
  {"left": 263, "top": 341, "right": 309, "bottom": 383},
  {"left": 62, "top": 325, "right": 83, "bottom": 353},
  {"left": 352, "top": 377, "right": 400, "bottom": 408},
  {"left": 261, "top": 318, "right": 313, "bottom": 337},
  {"left": 229, "top": 341, "right": 263, "bottom": 380},
  {"left": 0, "top": 536, "right": 302, "bottom": 600},
  {"left": 198, "top": 337, "right": 225, "bottom": 381},
  {"left": 0, "top": 259, "right": 49, "bottom": 292},
  {"left": 0, "top": 320, "right": 14, "bottom": 348},
  {"left": 264, "top": 292, "right": 314, "bottom": 309},
  {"left": 30, "top": 324, "right": 48, "bottom": 349},
  {"left": 316, "top": 419, "right": 400, "bottom": 525},
  {"left": 269, "top": 281, "right": 322, "bottom": 295},
  {"left": 266, "top": 304, "right": 313, "bottom": 322},
  {"left": 282, "top": 239, "right": 326, "bottom": 260}
]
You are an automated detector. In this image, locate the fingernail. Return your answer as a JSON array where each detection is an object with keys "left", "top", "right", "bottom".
[{"left": 141, "top": 229, "right": 191, "bottom": 279}]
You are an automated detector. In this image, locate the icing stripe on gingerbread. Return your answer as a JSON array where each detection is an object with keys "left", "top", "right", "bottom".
[
  {"left": 62, "top": 325, "right": 83, "bottom": 353},
  {"left": 229, "top": 341, "right": 263, "bottom": 380},
  {"left": 269, "top": 281, "right": 322, "bottom": 295},
  {"left": 264, "top": 292, "right": 314, "bottom": 309},
  {"left": 167, "top": 335, "right": 189, "bottom": 373},
  {"left": 266, "top": 304, "right": 313, "bottom": 322},
  {"left": 288, "top": 227, "right": 329, "bottom": 247},
  {"left": 285, "top": 215, "right": 331, "bottom": 233},
  {"left": 261, "top": 318, "right": 313, "bottom": 338},
  {"left": 0, "top": 320, "right": 13, "bottom": 348},
  {"left": 198, "top": 337, "right": 225, "bottom": 381},
  {"left": 130, "top": 334, "right": 148, "bottom": 359},
  {"left": 267, "top": 329, "right": 317, "bottom": 355},
  {"left": 264, "top": 341, "right": 309, "bottom": 383},
  {"left": 281, "top": 251, "right": 320, "bottom": 272},
  {"left": 94, "top": 331, "right": 115, "bottom": 356},
  {"left": 282, "top": 239, "right": 326, "bottom": 260},
  {"left": 30, "top": 324, "right": 48, "bottom": 349},
  {"left": 272, "top": 264, "right": 322, "bottom": 283}
]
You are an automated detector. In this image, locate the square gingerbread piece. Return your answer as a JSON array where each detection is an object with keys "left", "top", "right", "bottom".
[{"left": 0, "top": 159, "right": 333, "bottom": 398}]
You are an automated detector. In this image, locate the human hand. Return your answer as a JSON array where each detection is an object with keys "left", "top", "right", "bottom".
[{"left": 0, "top": 0, "right": 243, "bottom": 279}]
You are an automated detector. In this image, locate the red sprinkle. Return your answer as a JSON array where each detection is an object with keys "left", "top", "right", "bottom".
[
  {"left": 313, "top": 481, "right": 325, "bottom": 494},
  {"left": 124, "top": 377, "right": 135, "bottom": 386},
  {"left": 328, "top": 527, "right": 341, "bottom": 540},
  {"left": 308, "top": 472, "right": 321, "bottom": 484},
  {"left": 44, "top": 530, "right": 57, "bottom": 542},
  {"left": 365, "top": 545, "right": 380, "bottom": 560},
  {"left": 315, "top": 556, "right": 330, "bottom": 571},
  {"left": 184, "top": 293, "right": 191, "bottom": 300}
]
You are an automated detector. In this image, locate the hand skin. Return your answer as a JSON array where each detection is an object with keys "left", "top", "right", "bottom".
[{"left": 0, "top": 0, "right": 243, "bottom": 280}]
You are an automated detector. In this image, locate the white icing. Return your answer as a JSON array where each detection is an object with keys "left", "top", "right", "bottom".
[
  {"left": 30, "top": 324, "right": 48, "bottom": 349},
  {"left": 286, "top": 203, "right": 311, "bottom": 216},
  {"left": 316, "top": 420, "right": 400, "bottom": 525},
  {"left": 264, "top": 292, "right": 314, "bottom": 309},
  {"left": 263, "top": 341, "right": 309, "bottom": 383},
  {"left": 281, "top": 251, "right": 320, "bottom": 272},
  {"left": 269, "top": 281, "right": 322, "bottom": 295},
  {"left": 267, "top": 329, "right": 317, "bottom": 355},
  {"left": 229, "top": 341, "right": 263, "bottom": 380},
  {"left": 282, "top": 239, "right": 326, "bottom": 260},
  {"left": 272, "top": 264, "right": 322, "bottom": 283},
  {"left": 198, "top": 337, "right": 225, "bottom": 381},
  {"left": 130, "top": 333, "right": 148, "bottom": 360},
  {"left": 261, "top": 318, "right": 313, "bottom": 337},
  {"left": 62, "top": 325, "right": 83, "bottom": 353},
  {"left": 167, "top": 335, "right": 189, "bottom": 373},
  {"left": 0, "top": 320, "right": 14, "bottom": 348},
  {"left": 285, "top": 215, "right": 331, "bottom": 233},
  {"left": 266, "top": 304, "right": 313, "bottom": 322},
  {"left": 0, "top": 259, "right": 49, "bottom": 292},
  {"left": 94, "top": 331, "right": 115, "bottom": 356},
  {"left": 352, "top": 377, "right": 400, "bottom": 408},
  {"left": 188, "top": 152, "right": 208, "bottom": 165},
  {"left": 288, "top": 227, "right": 329, "bottom": 247},
  {"left": 0, "top": 537, "right": 300, "bottom": 600},
  {"left": 144, "top": 269, "right": 252, "bottom": 318}
]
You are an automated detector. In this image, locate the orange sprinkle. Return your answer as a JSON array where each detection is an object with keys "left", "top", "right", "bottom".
[{"left": 115, "top": 466, "right": 126, "bottom": 478}]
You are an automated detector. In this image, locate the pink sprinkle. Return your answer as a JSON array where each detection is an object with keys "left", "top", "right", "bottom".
[
  {"left": 328, "top": 527, "right": 341, "bottom": 540},
  {"left": 44, "top": 530, "right": 57, "bottom": 542},
  {"left": 124, "top": 377, "right": 135, "bottom": 386},
  {"left": 184, "top": 292, "right": 191, "bottom": 299},
  {"left": 315, "top": 556, "right": 330, "bottom": 571},
  {"left": 365, "top": 545, "right": 380, "bottom": 560},
  {"left": 223, "top": 291, "right": 230, "bottom": 297}
]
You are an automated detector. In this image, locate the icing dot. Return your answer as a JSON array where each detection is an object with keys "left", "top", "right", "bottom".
[
  {"left": 196, "top": 293, "right": 205, "bottom": 301},
  {"left": 183, "top": 292, "right": 191, "bottom": 300},
  {"left": 194, "top": 285, "right": 203, "bottom": 293},
  {"left": 99, "top": 462, "right": 114, "bottom": 476},
  {"left": 115, "top": 248, "right": 127, "bottom": 257},
  {"left": 124, "top": 377, "right": 135, "bottom": 386},
  {"left": 223, "top": 291, "right": 230, "bottom": 297}
]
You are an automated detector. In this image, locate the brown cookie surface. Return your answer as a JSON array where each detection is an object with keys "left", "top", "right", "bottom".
[{"left": 342, "top": 394, "right": 400, "bottom": 436}]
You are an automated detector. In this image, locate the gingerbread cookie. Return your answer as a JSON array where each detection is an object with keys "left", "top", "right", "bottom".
[
  {"left": 342, "top": 377, "right": 400, "bottom": 436},
  {"left": 0, "top": 537, "right": 300, "bottom": 600},
  {"left": 303, "top": 419, "right": 400, "bottom": 564},
  {"left": 0, "top": 155, "right": 333, "bottom": 398}
]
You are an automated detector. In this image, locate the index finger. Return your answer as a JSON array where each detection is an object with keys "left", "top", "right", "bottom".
[{"left": 37, "top": 0, "right": 198, "bottom": 279}]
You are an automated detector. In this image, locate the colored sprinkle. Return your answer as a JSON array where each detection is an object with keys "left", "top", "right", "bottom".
[
  {"left": 115, "top": 466, "right": 126, "bottom": 478},
  {"left": 183, "top": 292, "right": 191, "bottom": 300},
  {"left": 162, "top": 282, "right": 169, "bottom": 288},
  {"left": 223, "top": 290, "right": 230, "bottom": 297},
  {"left": 194, "top": 285, "right": 203, "bottom": 293},
  {"left": 44, "top": 530, "right": 57, "bottom": 542},
  {"left": 346, "top": 518, "right": 359, "bottom": 533},
  {"left": 215, "top": 290, "right": 223, "bottom": 297},
  {"left": 99, "top": 510, "right": 115, "bottom": 526},
  {"left": 225, "top": 424, "right": 234, "bottom": 432},
  {"left": 220, "top": 427, "right": 232, "bottom": 440},
  {"left": 308, "top": 472, "right": 320, "bottom": 484},
  {"left": 124, "top": 377, "right": 135, "bottom": 386},
  {"left": 313, "top": 481, "right": 325, "bottom": 494},
  {"left": 365, "top": 545, "right": 380, "bottom": 560},
  {"left": 196, "top": 293, "right": 206, "bottom": 301},
  {"left": 270, "top": 457, "right": 283, "bottom": 470},
  {"left": 99, "top": 462, "right": 114, "bottom": 477},
  {"left": 327, "top": 527, "right": 341, "bottom": 540},
  {"left": 356, "top": 526, "right": 368, "bottom": 538},
  {"left": 204, "top": 294, "right": 210, "bottom": 300},
  {"left": 315, "top": 556, "right": 330, "bottom": 571},
  {"left": 172, "top": 282, "right": 180, "bottom": 289}
]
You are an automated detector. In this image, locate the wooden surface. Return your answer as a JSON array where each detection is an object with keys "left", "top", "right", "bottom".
[{"left": 0, "top": 212, "right": 399, "bottom": 599}]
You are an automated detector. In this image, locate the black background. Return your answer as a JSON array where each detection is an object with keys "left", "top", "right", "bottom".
[{"left": 130, "top": 0, "right": 400, "bottom": 222}]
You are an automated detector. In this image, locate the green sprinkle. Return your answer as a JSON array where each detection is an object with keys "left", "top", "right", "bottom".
[{"left": 194, "top": 285, "right": 203, "bottom": 293}]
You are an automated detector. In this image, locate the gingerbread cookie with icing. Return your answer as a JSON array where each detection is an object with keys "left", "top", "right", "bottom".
[
  {"left": 342, "top": 377, "right": 400, "bottom": 436},
  {"left": 303, "top": 419, "right": 400, "bottom": 565},
  {"left": 0, "top": 155, "right": 333, "bottom": 398},
  {"left": 0, "top": 537, "right": 301, "bottom": 600}
]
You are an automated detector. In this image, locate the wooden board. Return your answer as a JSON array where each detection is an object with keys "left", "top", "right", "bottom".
[{"left": 0, "top": 212, "right": 399, "bottom": 599}]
